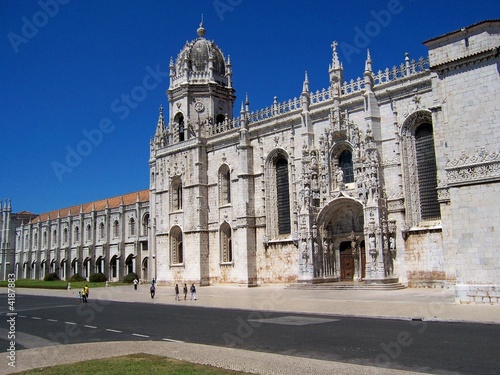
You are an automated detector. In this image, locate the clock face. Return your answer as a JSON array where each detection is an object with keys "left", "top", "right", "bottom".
[{"left": 194, "top": 101, "right": 204, "bottom": 112}]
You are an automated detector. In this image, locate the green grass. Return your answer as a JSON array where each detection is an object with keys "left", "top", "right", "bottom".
[
  {"left": 0, "top": 279, "right": 125, "bottom": 290},
  {"left": 15, "top": 353, "right": 252, "bottom": 375}
]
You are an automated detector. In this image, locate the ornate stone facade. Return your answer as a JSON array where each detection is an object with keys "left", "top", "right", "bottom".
[
  {"left": 9, "top": 20, "right": 500, "bottom": 304},
  {"left": 148, "top": 20, "right": 500, "bottom": 304}
]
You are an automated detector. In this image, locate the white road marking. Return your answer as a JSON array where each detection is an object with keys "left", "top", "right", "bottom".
[
  {"left": 32, "top": 316, "right": 42, "bottom": 320},
  {"left": 132, "top": 333, "right": 150, "bottom": 338},
  {"left": 162, "top": 338, "right": 185, "bottom": 343},
  {"left": 84, "top": 325, "right": 97, "bottom": 329},
  {"left": 47, "top": 319, "right": 58, "bottom": 322},
  {"left": 106, "top": 329, "right": 122, "bottom": 333},
  {"left": 65, "top": 321, "right": 76, "bottom": 325}
]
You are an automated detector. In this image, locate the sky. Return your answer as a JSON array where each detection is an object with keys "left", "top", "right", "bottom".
[{"left": 1, "top": 0, "right": 499, "bottom": 215}]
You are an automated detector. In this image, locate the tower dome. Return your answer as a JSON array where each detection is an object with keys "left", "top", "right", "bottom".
[{"left": 171, "top": 23, "right": 229, "bottom": 88}]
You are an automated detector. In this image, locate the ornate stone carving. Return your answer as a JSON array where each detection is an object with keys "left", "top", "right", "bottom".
[{"left": 445, "top": 148, "right": 500, "bottom": 186}]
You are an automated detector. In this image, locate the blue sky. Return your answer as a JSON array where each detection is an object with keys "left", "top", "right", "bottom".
[{"left": 1, "top": 1, "right": 499, "bottom": 214}]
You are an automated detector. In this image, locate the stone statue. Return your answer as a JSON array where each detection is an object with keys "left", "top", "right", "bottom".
[{"left": 336, "top": 168, "right": 344, "bottom": 183}]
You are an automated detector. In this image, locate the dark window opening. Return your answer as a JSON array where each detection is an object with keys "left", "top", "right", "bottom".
[
  {"left": 415, "top": 123, "right": 440, "bottom": 220},
  {"left": 216, "top": 114, "right": 225, "bottom": 124},
  {"left": 276, "top": 158, "right": 291, "bottom": 235},
  {"left": 175, "top": 113, "right": 185, "bottom": 142},
  {"left": 339, "top": 150, "right": 354, "bottom": 183}
]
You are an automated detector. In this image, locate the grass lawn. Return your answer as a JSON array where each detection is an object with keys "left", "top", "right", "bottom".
[
  {"left": 0, "top": 279, "right": 126, "bottom": 290},
  {"left": 15, "top": 353, "right": 253, "bottom": 374}
]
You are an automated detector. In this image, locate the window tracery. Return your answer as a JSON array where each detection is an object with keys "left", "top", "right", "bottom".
[
  {"left": 170, "top": 225, "right": 183, "bottom": 265},
  {"left": 401, "top": 110, "right": 440, "bottom": 225}
]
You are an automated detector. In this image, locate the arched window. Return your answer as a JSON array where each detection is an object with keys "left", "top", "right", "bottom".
[
  {"left": 33, "top": 232, "right": 38, "bottom": 249},
  {"left": 74, "top": 226, "right": 80, "bottom": 243},
  {"left": 142, "top": 214, "right": 150, "bottom": 236},
  {"left": 99, "top": 222, "right": 105, "bottom": 240},
  {"left": 265, "top": 150, "right": 292, "bottom": 239},
  {"left": 339, "top": 150, "right": 354, "bottom": 183},
  {"left": 43, "top": 231, "right": 47, "bottom": 247},
  {"left": 171, "top": 177, "right": 183, "bottom": 211},
  {"left": 415, "top": 123, "right": 440, "bottom": 220},
  {"left": 113, "top": 220, "right": 119, "bottom": 238},
  {"left": 129, "top": 218, "right": 136, "bottom": 236},
  {"left": 86, "top": 224, "right": 92, "bottom": 242},
  {"left": 52, "top": 229, "right": 57, "bottom": 245},
  {"left": 219, "top": 164, "right": 231, "bottom": 205},
  {"left": 220, "top": 222, "right": 233, "bottom": 263},
  {"left": 170, "top": 226, "right": 183, "bottom": 265},
  {"left": 401, "top": 111, "right": 441, "bottom": 225},
  {"left": 174, "top": 113, "right": 185, "bottom": 142},
  {"left": 276, "top": 158, "right": 291, "bottom": 235},
  {"left": 63, "top": 228, "right": 68, "bottom": 244}
]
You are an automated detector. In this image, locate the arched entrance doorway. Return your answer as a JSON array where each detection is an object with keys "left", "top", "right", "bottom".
[{"left": 316, "top": 196, "right": 365, "bottom": 282}]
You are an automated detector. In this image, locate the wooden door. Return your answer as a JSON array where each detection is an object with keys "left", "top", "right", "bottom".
[{"left": 341, "top": 252, "right": 354, "bottom": 280}]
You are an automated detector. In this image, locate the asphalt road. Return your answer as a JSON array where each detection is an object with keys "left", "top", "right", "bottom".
[{"left": 1, "top": 294, "right": 498, "bottom": 374}]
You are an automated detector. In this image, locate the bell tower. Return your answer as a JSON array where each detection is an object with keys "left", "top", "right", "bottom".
[{"left": 167, "top": 22, "right": 236, "bottom": 141}]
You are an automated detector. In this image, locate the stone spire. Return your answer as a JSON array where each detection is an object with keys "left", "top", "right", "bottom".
[
  {"left": 329, "top": 40, "right": 343, "bottom": 86},
  {"left": 301, "top": 72, "right": 310, "bottom": 112},
  {"left": 302, "top": 71, "right": 310, "bottom": 93},
  {"left": 153, "top": 105, "right": 167, "bottom": 148},
  {"left": 169, "top": 57, "right": 175, "bottom": 86},
  {"left": 245, "top": 93, "right": 250, "bottom": 114},
  {"left": 226, "top": 55, "right": 232, "bottom": 88},
  {"left": 364, "top": 49, "right": 374, "bottom": 91},
  {"left": 365, "top": 49, "right": 372, "bottom": 73}
]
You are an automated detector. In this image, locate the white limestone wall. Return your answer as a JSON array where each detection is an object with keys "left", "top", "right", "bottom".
[
  {"left": 427, "top": 26, "right": 500, "bottom": 303},
  {"left": 427, "top": 24, "right": 500, "bottom": 68},
  {"left": 255, "top": 239, "right": 298, "bottom": 284},
  {"left": 404, "top": 230, "right": 445, "bottom": 287},
  {"left": 448, "top": 183, "right": 500, "bottom": 303},
  {"left": 438, "top": 63, "right": 500, "bottom": 157}
]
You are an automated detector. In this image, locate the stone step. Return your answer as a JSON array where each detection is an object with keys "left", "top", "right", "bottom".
[{"left": 286, "top": 282, "right": 406, "bottom": 291}]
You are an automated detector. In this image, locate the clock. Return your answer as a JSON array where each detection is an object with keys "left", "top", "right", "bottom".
[{"left": 194, "top": 101, "right": 204, "bottom": 112}]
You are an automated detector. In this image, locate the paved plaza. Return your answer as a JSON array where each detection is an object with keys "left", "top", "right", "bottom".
[{"left": 2, "top": 285, "right": 499, "bottom": 374}]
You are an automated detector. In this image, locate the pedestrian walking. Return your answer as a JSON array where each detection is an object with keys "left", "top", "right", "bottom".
[
  {"left": 77, "top": 291, "right": 82, "bottom": 304},
  {"left": 150, "top": 284, "right": 156, "bottom": 299},
  {"left": 175, "top": 284, "right": 180, "bottom": 301},
  {"left": 84, "top": 284, "right": 89, "bottom": 300},
  {"left": 183, "top": 283, "right": 188, "bottom": 300},
  {"left": 190, "top": 283, "right": 197, "bottom": 300},
  {"left": 81, "top": 288, "right": 88, "bottom": 303},
  {"left": 133, "top": 278, "right": 138, "bottom": 290},
  {"left": 151, "top": 278, "right": 155, "bottom": 286}
]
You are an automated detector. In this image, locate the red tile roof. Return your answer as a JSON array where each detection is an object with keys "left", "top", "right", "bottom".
[{"left": 30, "top": 189, "right": 149, "bottom": 224}]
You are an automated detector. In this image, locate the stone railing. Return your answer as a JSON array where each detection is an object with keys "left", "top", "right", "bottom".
[
  {"left": 341, "top": 77, "right": 366, "bottom": 95},
  {"left": 208, "top": 118, "right": 238, "bottom": 136},
  {"left": 310, "top": 88, "right": 333, "bottom": 104},
  {"left": 216, "top": 55, "right": 429, "bottom": 128},
  {"left": 171, "top": 71, "right": 227, "bottom": 87},
  {"left": 248, "top": 96, "right": 302, "bottom": 124},
  {"left": 373, "top": 56, "right": 429, "bottom": 86}
]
